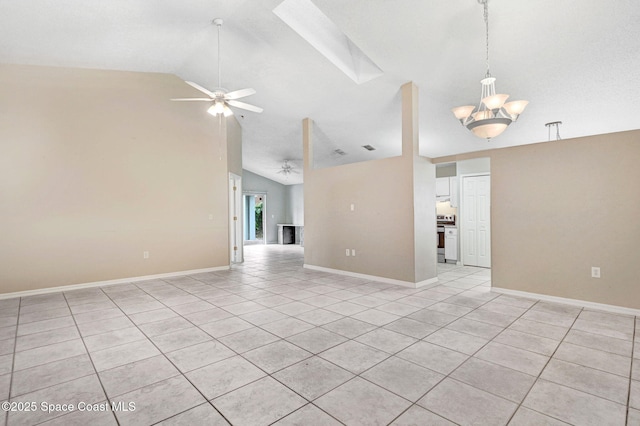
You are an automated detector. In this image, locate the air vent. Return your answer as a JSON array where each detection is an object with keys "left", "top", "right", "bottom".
[
  {"left": 362, "top": 145, "right": 376, "bottom": 151},
  {"left": 333, "top": 149, "right": 346, "bottom": 156}
]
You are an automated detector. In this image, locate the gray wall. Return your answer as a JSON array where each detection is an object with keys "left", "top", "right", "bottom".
[
  {"left": 286, "top": 184, "right": 304, "bottom": 225},
  {"left": 436, "top": 163, "right": 457, "bottom": 178},
  {"left": 242, "top": 170, "right": 287, "bottom": 244}
]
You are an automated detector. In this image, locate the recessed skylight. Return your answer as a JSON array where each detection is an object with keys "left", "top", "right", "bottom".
[{"left": 273, "top": 0, "right": 383, "bottom": 84}]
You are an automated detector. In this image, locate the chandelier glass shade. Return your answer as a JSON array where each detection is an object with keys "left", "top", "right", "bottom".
[{"left": 452, "top": 0, "right": 528, "bottom": 140}]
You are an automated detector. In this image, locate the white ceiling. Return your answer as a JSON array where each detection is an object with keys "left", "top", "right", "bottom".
[{"left": 1, "top": 0, "right": 639, "bottom": 185}]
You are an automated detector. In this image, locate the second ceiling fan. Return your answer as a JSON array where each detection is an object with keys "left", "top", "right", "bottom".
[{"left": 172, "top": 18, "right": 263, "bottom": 116}]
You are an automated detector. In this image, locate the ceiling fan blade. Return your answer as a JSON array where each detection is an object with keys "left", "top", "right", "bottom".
[
  {"left": 184, "top": 81, "right": 217, "bottom": 98},
  {"left": 227, "top": 100, "right": 263, "bottom": 113},
  {"left": 224, "top": 88, "right": 256, "bottom": 100},
  {"left": 170, "top": 98, "right": 213, "bottom": 101}
]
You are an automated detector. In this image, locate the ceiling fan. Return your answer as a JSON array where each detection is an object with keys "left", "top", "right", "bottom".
[
  {"left": 171, "top": 18, "right": 263, "bottom": 116},
  {"left": 277, "top": 160, "right": 300, "bottom": 176}
]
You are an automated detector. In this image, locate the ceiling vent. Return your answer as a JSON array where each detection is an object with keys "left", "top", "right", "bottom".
[
  {"left": 362, "top": 145, "right": 376, "bottom": 151},
  {"left": 333, "top": 149, "right": 346, "bottom": 156}
]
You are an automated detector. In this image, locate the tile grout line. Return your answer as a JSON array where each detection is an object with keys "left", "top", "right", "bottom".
[
  {"left": 267, "top": 273, "right": 493, "bottom": 425},
  {"left": 504, "top": 304, "right": 585, "bottom": 425},
  {"left": 213, "top": 258, "right": 356, "bottom": 425},
  {"left": 220, "top": 258, "right": 441, "bottom": 424},
  {"left": 626, "top": 317, "right": 637, "bottom": 426},
  {"left": 99, "top": 279, "right": 238, "bottom": 425},
  {"left": 132, "top": 271, "right": 282, "bottom": 425},
  {"left": 382, "top": 267, "right": 496, "bottom": 424},
  {"left": 200, "top": 289, "right": 399, "bottom": 424},
  {"left": 0, "top": 253, "right": 320, "bottom": 421},
  {"left": 263, "top": 264, "right": 493, "bottom": 425},
  {"left": 239, "top": 253, "right": 577, "bottom": 422},
  {"left": 381, "top": 274, "right": 589, "bottom": 424},
  {"left": 382, "top": 284, "right": 543, "bottom": 425},
  {"left": 62, "top": 290, "right": 121, "bottom": 426},
  {"left": 126, "top": 267, "right": 354, "bottom": 406},
  {"left": 0, "top": 261, "right": 528, "bottom": 424},
  {"left": 246, "top": 254, "right": 487, "bottom": 423},
  {"left": 0, "top": 262, "right": 427, "bottom": 425},
  {"left": 6, "top": 253, "right": 613, "bottom": 426},
  {"left": 4, "top": 298, "right": 21, "bottom": 426}
]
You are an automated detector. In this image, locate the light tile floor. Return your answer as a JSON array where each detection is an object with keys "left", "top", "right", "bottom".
[{"left": 0, "top": 245, "right": 638, "bottom": 425}]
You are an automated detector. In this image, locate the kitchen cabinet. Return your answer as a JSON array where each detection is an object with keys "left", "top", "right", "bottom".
[
  {"left": 436, "top": 177, "right": 450, "bottom": 197},
  {"left": 436, "top": 177, "right": 459, "bottom": 208},
  {"left": 449, "top": 177, "right": 458, "bottom": 208}
]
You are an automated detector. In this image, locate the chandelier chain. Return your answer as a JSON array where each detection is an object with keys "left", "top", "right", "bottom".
[{"left": 484, "top": 0, "right": 490, "bottom": 77}]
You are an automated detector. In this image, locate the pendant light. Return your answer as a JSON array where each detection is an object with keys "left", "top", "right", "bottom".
[{"left": 452, "top": 0, "right": 528, "bottom": 140}]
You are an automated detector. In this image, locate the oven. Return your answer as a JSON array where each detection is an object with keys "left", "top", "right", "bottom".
[
  {"left": 437, "top": 225, "right": 446, "bottom": 263},
  {"left": 436, "top": 214, "right": 455, "bottom": 263}
]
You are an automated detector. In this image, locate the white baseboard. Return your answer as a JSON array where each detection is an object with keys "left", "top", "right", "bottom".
[
  {"left": 0, "top": 266, "right": 230, "bottom": 300},
  {"left": 303, "top": 264, "right": 439, "bottom": 289},
  {"left": 492, "top": 287, "right": 640, "bottom": 317}
]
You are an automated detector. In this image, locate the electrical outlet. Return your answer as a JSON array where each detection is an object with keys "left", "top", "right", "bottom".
[
  {"left": 143, "top": 251, "right": 149, "bottom": 259},
  {"left": 591, "top": 266, "right": 600, "bottom": 278},
  {"left": 350, "top": 204, "right": 355, "bottom": 211},
  {"left": 346, "top": 249, "right": 350, "bottom": 257},
  {"left": 351, "top": 249, "right": 356, "bottom": 257}
]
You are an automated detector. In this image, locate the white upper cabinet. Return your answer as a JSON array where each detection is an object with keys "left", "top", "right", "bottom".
[
  {"left": 436, "top": 177, "right": 450, "bottom": 197},
  {"left": 436, "top": 177, "right": 458, "bottom": 207},
  {"left": 449, "top": 177, "right": 458, "bottom": 208}
]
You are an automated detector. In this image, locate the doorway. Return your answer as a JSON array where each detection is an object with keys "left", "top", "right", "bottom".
[
  {"left": 461, "top": 174, "right": 491, "bottom": 267},
  {"left": 243, "top": 193, "right": 266, "bottom": 245}
]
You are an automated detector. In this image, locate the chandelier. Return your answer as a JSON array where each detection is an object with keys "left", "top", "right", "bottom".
[{"left": 452, "top": 0, "right": 528, "bottom": 140}]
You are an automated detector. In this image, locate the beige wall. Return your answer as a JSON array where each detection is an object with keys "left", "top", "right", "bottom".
[
  {"left": 303, "top": 153, "right": 417, "bottom": 282},
  {"left": 0, "top": 64, "right": 233, "bottom": 294},
  {"left": 303, "top": 82, "right": 437, "bottom": 285},
  {"left": 436, "top": 130, "right": 640, "bottom": 309}
]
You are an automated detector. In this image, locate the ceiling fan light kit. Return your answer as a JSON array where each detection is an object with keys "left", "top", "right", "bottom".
[
  {"left": 452, "top": 0, "right": 528, "bottom": 140},
  {"left": 208, "top": 99, "right": 233, "bottom": 117},
  {"left": 171, "top": 18, "right": 263, "bottom": 117},
  {"left": 277, "top": 160, "right": 300, "bottom": 177}
]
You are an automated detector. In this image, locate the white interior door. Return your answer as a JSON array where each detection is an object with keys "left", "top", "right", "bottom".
[{"left": 462, "top": 175, "right": 491, "bottom": 267}]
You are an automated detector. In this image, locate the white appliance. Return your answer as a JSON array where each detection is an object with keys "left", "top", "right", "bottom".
[
  {"left": 445, "top": 227, "right": 458, "bottom": 263},
  {"left": 436, "top": 214, "right": 455, "bottom": 263}
]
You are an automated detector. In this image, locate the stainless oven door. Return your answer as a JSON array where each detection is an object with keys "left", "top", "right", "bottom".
[{"left": 437, "top": 226, "right": 445, "bottom": 262}]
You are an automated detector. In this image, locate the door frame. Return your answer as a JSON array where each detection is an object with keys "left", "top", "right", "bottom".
[
  {"left": 229, "top": 173, "right": 243, "bottom": 264},
  {"left": 242, "top": 191, "right": 267, "bottom": 245},
  {"left": 459, "top": 173, "right": 491, "bottom": 268}
]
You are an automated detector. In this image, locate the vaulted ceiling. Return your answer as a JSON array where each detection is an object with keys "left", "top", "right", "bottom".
[{"left": 1, "top": 0, "right": 639, "bottom": 184}]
